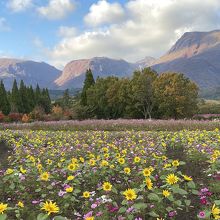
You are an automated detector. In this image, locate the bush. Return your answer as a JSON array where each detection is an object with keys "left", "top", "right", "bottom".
[
  {"left": 0, "top": 112, "right": 5, "bottom": 122},
  {"left": 8, "top": 113, "right": 22, "bottom": 122}
]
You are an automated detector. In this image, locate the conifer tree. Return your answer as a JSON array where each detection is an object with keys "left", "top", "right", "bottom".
[
  {"left": 81, "top": 69, "right": 95, "bottom": 105},
  {"left": 11, "top": 79, "right": 22, "bottom": 113},
  {"left": 0, "top": 81, "right": 10, "bottom": 115}
]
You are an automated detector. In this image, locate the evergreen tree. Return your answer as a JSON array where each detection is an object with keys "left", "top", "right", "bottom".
[
  {"left": 62, "top": 89, "right": 71, "bottom": 108},
  {"left": 0, "top": 81, "right": 10, "bottom": 115},
  {"left": 81, "top": 69, "right": 95, "bottom": 105},
  {"left": 39, "top": 88, "right": 51, "bottom": 114},
  {"left": 35, "top": 84, "right": 41, "bottom": 106},
  {"left": 19, "top": 80, "right": 29, "bottom": 113},
  {"left": 11, "top": 79, "right": 22, "bottom": 113},
  {"left": 27, "top": 86, "right": 36, "bottom": 111}
]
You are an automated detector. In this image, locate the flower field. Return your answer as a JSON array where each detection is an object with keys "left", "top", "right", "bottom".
[{"left": 0, "top": 129, "right": 220, "bottom": 220}]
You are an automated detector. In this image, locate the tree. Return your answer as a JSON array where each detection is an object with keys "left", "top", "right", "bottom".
[
  {"left": 86, "top": 76, "right": 118, "bottom": 118},
  {"left": 11, "top": 79, "right": 22, "bottom": 113},
  {"left": 0, "top": 81, "right": 10, "bottom": 115},
  {"left": 19, "top": 80, "right": 29, "bottom": 113},
  {"left": 131, "top": 68, "right": 158, "bottom": 119},
  {"left": 154, "top": 72, "right": 199, "bottom": 119},
  {"left": 62, "top": 89, "right": 71, "bottom": 108},
  {"left": 81, "top": 69, "right": 95, "bottom": 105},
  {"left": 106, "top": 78, "right": 132, "bottom": 118}
]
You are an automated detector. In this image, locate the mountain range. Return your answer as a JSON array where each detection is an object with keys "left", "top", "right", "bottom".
[{"left": 1, "top": 30, "right": 220, "bottom": 90}]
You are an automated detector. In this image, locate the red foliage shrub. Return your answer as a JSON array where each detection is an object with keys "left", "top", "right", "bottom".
[
  {"left": 0, "top": 112, "right": 5, "bottom": 122},
  {"left": 8, "top": 113, "right": 23, "bottom": 122}
]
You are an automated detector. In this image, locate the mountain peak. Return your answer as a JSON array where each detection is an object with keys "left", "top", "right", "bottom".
[
  {"left": 152, "top": 30, "right": 220, "bottom": 88},
  {"left": 155, "top": 30, "right": 220, "bottom": 64}
]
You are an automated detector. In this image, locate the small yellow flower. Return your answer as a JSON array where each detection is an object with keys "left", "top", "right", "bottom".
[
  {"left": 89, "top": 159, "right": 96, "bottom": 166},
  {"left": 172, "top": 160, "right": 180, "bottom": 167},
  {"left": 85, "top": 217, "right": 94, "bottom": 220},
  {"left": 182, "top": 175, "right": 193, "bottom": 181},
  {"left": 101, "top": 160, "right": 109, "bottom": 166},
  {"left": 68, "top": 163, "right": 77, "bottom": 171},
  {"left": 118, "top": 158, "right": 125, "bottom": 165},
  {"left": 162, "top": 190, "right": 171, "bottom": 197},
  {"left": 83, "top": 191, "right": 90, "bottom": 198},
  {"left": 124, "top": 167, "right": 131, "bottom": 174},
  {"left": 166, "top": 174, "right": 179, "bottom": 185},
  {"left": 0, "top": 203, "right": 7, "bottom": 214},
  {"left": 162, "top": 156, "right": 167, "bottom": 160},
  {"left": 134, "top": 156, "right": 141, "bottom": 163},
  {"left": 5, "top": 168, "right": 14, "bottom": 175},
  {"left": 123, "top": 188, "right": 137, "bottom": 201},
  {"left": 212, "top": 204, "right": 220, "bottom": 219},
  {"left": 47, "top": 159, "right": 52, "bottom": 165},
  {"left": 102, "top": 182, "right": 112, "bottom": 191},
  {"left": 17, "top": 201, "right": 24, "bottom": 208},
  {"left": 40, "top": 172, "right": 50, "bottom": 181},
  {"left": 20, "top": 166, "right": 27, "bottom": 174},
  {"left": 143, "top": 168, "right": 151, "bottom": 177},
  {"left": 66, "top": 187, "right": 73, "bottom": 193},
  {"left": 164, "top": 163, "right": 171, "bottom": 169},
  {"left": 146, "top": 178, "right": 153, "bottom": 190},
  {"left": 41, "top": 201, "right": 59, "bottom": 215},
  {"left": 67, "top": 175, "right": 75, "bottom": 181},
  {"left": 79, "top": 157, "right": 85, "bottom": 163}
]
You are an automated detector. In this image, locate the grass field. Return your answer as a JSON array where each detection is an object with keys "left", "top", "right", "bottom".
[{"left": 0, "top": 127, "right": 219, "bottom": 220}]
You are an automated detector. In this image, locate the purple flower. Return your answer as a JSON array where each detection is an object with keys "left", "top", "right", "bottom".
[
  {"left": 83, "top": 211, "right": 93, "bottom": 219},
  {"left": 169, "top": 211, "right": 177, "bottom": 217},
  {"left": 58, "top": 190, "right": 66, "bottom": 197},
  {"left": 198, "top": 211, "right": 206, "bottom": 219},
  {"left": 91, "top": 203, "right": 98, "bottom": 209}
]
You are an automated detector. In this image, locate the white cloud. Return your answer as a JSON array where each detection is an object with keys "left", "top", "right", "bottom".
[
  {"left": 37, "top": 0, "right": 75, "bottom": 20},
  {"left": 7, "top": 0, "right": 33, "bottom": 12},
  {"left": 0, "top": 17, "right": 10, "bottom": 32},
  {"left": 47, "top": 0, "right": 220, "bottom": 68},
  {"left": 58, "top": 26, "right": 77, "bottom": 37},
  {"left": 84, "top": 0, "right": 125, "bottom": 27}
]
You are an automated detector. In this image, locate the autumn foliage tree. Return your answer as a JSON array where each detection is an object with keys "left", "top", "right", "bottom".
[{"left": 153, "top": 72, "right": 199, "bottom": 119}]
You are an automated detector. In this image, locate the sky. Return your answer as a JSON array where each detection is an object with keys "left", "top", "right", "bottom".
[{"left": 1, "top": 0, "right": 220, "bottom": 69}]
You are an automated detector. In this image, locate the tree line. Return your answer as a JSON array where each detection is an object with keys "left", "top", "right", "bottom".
[
  {"left": 77, "top": 68, "right": 199, "bottom": 119},
  {"left": 0, "top": 80, "right": 51, "bottom": 115}
]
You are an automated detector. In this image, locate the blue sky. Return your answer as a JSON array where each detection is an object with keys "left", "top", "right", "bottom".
[{"left": 0, "top": 0, "right": 220, "bottom": 69}]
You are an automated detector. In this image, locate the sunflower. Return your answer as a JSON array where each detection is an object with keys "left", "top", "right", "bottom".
[
  {"left": 89, "top": 159, "right": 96, "bottom": 166},
  {"left": 102, "top": 182, "right": 112, "bottom": 191},
  {"left": 134, "top": 156, "right": 141, "bottom": 163},
  {"left": 40, "top": 172, "right": 50, "bottom": 181},
  {"left": 212, "top": 204, "right": 220, "bottom": 219},
  {"left": 146, "top": 178, "right": 153, "bottom": 190},
  {"left": 101, "top": 160, "right": 109, "bottom": 167},
  {"left": 162, "top": 190, "right": 170, "bottom": 197},
  {"left": 85, "top": 217, "right": 94, "bottom": 220},
  {"left": 17, "top": 201, "right": 24, "bottom": 208},
  {"left": 143, "top": 168, "right": 151, "bottom": 177},
  {"left": 182, "top": 175, "right": 193, "bottom": 181},
  {"left": 166, "top": 174, "right": 179, "bottom": 185},
  {"left": 172, "top": 160, "right": 180, "bottom": 167},
  {"left": 118, "top": 158, "right": 125, "bottom": 165},
  {"left": 0, "top": 203, "right": 7, "bottom": 214},
  {"left": 67, "top": 175, "right": 75, "bottom": 181},
  {"left": 124, "top": 167, "right": 131, "bottom": 174},
  {"left": 83, "top": 191, "right": 90, "bottom": 198},
  {"left": 41, "top": 201, "right": 59, "bottom": 215},
  {"left": 68, "top": 163, "right": 77, "bottom": 171},
  {"left": 65, "top": 187, "right": 73, "bottom": 193},
  {"left": 123, "top": 188, "right": 137, "bottom": 201}
]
